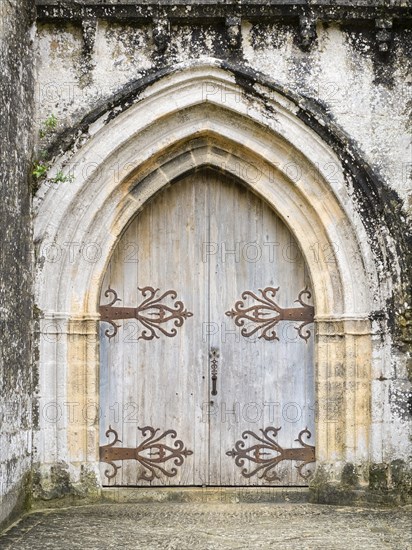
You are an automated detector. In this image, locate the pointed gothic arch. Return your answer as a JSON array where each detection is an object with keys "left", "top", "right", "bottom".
[{"left": 34, "top": 61, "right": 385, "bottom": 490}]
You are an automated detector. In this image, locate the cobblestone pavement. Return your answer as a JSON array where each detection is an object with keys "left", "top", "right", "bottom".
[{"left": 0, "top": 503, "right": 411, "bottom": 550}]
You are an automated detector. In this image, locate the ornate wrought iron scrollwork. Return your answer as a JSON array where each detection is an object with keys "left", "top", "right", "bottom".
[
  {"left": 225, "top": 287, "right": 314, "bottom": 342},
  {"left": 99, "top": 425, "right": 193, "bottom": 481},
  {"left": 226, "top": 427, "right": 315, "bottom": 481},
  {"left": 99, "top": 286, "right": 193, "bottom": 340}
]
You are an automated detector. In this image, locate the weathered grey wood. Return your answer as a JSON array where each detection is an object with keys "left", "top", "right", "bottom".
[
  {"left": 206, "top": 174, "right": 314, "bottom": 486},
  {"left": 100, "top": 176, "right": 209, "bottom": 485},
  {"left": 99, "top": 170, "right": 315, "bottom": 486}
]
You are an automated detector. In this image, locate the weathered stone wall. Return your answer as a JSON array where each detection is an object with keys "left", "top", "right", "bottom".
[
  {"left": 34, "top": 10, "right": 412, "bottom": 205},
  {"left": 0, "top": 0, "right": 35, "bottom": 530},
  {"left": 0, "top": 1, "right": 410, "bottom": 525},
  {"left": 31, "top": 4, "right": 411, "bottom": 504}
]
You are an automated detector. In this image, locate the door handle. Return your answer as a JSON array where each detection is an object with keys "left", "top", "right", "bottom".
[{"left": 209, "top": 347, "right": 219, "bottom": 396}]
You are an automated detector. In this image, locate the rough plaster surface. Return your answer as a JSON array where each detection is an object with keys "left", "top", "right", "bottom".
[{"left": 34, "top": 19, "right": 412, "bottom": 207}]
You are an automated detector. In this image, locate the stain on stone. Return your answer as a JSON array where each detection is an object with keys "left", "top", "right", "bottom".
[
  {"left": 369, "top": 463, "right": 390, "bottom": 494},
  {"left": 341, "top": 463, "right": 359, "bottom": 488},
  {"left": 389, "top": 382, "right": 412, "bottom": 420},
  {"left": 33, "top": 462, "right": 100, "bottom": 503},
  {"left": 249, "top": 22, "right": 294, "bottom": 51}
]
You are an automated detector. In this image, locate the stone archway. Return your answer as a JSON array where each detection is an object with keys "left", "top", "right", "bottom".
[{"left": 34, "top": 61, "right": 379, "bottom": 493}]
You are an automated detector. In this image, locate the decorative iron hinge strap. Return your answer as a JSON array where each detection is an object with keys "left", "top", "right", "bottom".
[
  {"left": 225, "top": 287, "right": 314, "bottom": 342},
  {"left": 99, "top": 286, "right": 193, "bottom": 340},
  {"left": 99, "top": 425, "right": 193, "bottom": 481},
  {"left": 226, "top": 427, "right": 315, "bottom": 481}
]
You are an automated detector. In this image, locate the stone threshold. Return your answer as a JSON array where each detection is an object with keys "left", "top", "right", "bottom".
[{"left": 101, "top": 486, "right": 310, "bottom": 504}]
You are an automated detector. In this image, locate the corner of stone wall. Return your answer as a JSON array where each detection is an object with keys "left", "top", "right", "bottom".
[{"left": 0, "top": 471, "right": 33, "bottom": 533}]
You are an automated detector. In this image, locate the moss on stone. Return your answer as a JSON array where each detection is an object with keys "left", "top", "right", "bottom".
[
  {"left": 341, "top": 463, "right": 359, "bottom": 488},
  {"left": 369, "top": 463, "right": 389, "bottom": 492},
  {"left": 308, "top": 461, "right": 412, "bottom": 506}
]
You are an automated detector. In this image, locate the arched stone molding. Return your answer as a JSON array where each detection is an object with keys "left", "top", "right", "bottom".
[{"left": 33, "top": 61, "right": 383, "bottom": 493}]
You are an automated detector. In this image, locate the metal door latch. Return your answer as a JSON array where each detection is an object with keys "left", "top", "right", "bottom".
[{"left": 209, "top": 347, "right": 219, "bottom": 396}]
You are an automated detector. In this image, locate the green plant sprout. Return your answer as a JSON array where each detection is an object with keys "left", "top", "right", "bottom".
[
  {"left": 32, "top": 161, "right": 74, "bottom": 185},
  {"left": 32, "top": 161, "right": 49, "bottom": 180},
  {"left": 50, "top": 171, "right": 75, "bottom": 184},
  {"left": 39, "top": 114, "right": 58, "bottom": 138}
]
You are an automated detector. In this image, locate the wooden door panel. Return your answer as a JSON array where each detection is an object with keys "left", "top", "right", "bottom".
[
  {"left": 99, "top": 170, "right": 315, "bottom": 486},
  {"left": 206, "top": 174, "right": 315, "bottom": 485},
  {"left": 99, "top": 177, "right": 209, "bottom": 486}
]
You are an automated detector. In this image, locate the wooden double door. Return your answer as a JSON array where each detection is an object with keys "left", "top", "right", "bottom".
[{"left": 99, "top": 170, "right": 315, "bottom": 486}]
